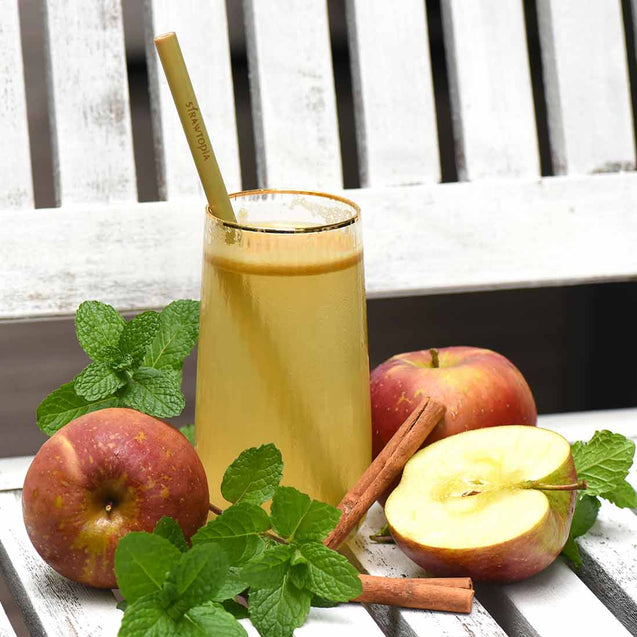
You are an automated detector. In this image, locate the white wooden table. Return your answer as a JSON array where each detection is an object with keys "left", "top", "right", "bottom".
[{"left": 1, "top": 409, "right": 635, "bottom": 636}]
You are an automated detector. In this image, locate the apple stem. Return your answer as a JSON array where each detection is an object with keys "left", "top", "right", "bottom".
[
  {"left": 526, "top": 480, "right": 588, "bottom": 492},
  {"left": 429, "top": 348, "right": 439, "bottom": 368},
  {"left": 209, "top": 502, "right": 224, "bottom": 515},
  {"left": 105, "top": 502, "right": 113, "bottom": 513},
  {"left": 460, "top": 479, "right": 587, "bottom": 498}
]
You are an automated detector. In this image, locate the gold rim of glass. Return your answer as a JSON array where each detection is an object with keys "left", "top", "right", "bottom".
[{"left": 206, "top": 189, "right": 361, "bottom": 234}]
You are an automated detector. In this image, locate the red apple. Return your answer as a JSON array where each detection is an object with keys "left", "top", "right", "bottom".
[
  {"left": 371, "top": 346, "right": 537, "bottom": 458},
  {"left": 22, "top": 408, "right": 209, "bottom": 588}
]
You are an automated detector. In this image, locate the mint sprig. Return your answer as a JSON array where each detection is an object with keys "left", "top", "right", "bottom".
[
  {"left": 562, "top": 430, "right": 636, "bottom": 567},
  {"left": 116, "top": 444, "right": 362, "bottom": 637},
  {"left": 36, "top": 300, "right": 199, "bottom": 434}
]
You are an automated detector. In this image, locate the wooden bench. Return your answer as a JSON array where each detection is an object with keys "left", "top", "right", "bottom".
[
  {"left": 1, "top": 411, "right": 636, "bottom": 636},
  {"left": 1, "top": 1, "right": 636, "bottom": 635}
]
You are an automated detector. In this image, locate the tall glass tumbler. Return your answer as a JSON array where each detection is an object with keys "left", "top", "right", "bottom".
[{"left": 195, "top": 190, "right": 371, "bottom": 506}]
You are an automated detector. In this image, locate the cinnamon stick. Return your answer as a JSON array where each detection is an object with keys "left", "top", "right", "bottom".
[
  {"left": 324, "top": 397, "right": 445, "bottom": 549},
  {"left": 355, "top": 575, "right": 474, "bottom": 613}
]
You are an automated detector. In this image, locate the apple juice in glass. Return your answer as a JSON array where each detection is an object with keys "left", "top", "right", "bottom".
[{"left": 195, "top": 190, "right": 372, "bottom": 506}]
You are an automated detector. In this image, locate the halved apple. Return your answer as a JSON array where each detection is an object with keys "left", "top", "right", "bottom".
[{"left": 385, "top": 426, "right": 578, "bottom": 582}]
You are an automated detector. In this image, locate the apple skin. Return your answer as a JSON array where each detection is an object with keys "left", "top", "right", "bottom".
[
  {"left": 388, "top": 456, "right": 577, "bottom": 582},
  {"left": 371, "top": 346, "right": 537, "bottom": 458},
  {"left": 22, "top": 408, "right": 209, "bottom": 588}
]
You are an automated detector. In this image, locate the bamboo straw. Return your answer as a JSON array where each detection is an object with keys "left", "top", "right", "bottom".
[{"left": 154, "top": 32, "right": 236, "bottom": 222}]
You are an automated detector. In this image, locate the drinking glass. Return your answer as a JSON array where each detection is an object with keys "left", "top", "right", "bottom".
[{"left": 195, "top": 190, "right": 371, "bottom": 506}]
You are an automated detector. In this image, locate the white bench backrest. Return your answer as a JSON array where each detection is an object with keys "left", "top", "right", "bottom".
[{"left": 1, "top": 0, "right": 636, "bottom": 318}]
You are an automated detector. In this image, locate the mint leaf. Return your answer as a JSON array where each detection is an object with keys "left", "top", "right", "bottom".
[
  {"left": 74, "top": 361, "right": 126, "bottom": 401},
  {"left": 119, "top": 311, "right": 160, "bottom": 365},
  {"left": 570, "top": 495, "right": 601, "bottom": 538},
  {"left": 119, "top": 367, "right": 185, "bottom": 418},
  {"left": 118, "top": 592, "right": 172, "bottom": 637},
  {"left": 221, "top": 444, "right": 283, "bottom": 505},
  {"left": 153, "top": 517, "right": 189, "bottom": 553},
  {"left": 115, "top": 533, "right": 182, "bottom": 604},
  {"left": 180, "top": 424, "right": 195, "bottom": 446},
  {"left": 75, "top": 300, "right": 126, "bottom": 361},
  {"left": 37, "top": 381, "right": 119, "bottom": 435},
  {"left": 270, "top": 486, "right": 341, "bottom": 543},
  {"left": 142, "top": 300, "right": 200, "bottom": 370},
  {"left": 603, "top": 479, "right": 637, "bottom": 508},
  {"left": 163, "top": 543, "right": 228, "bottom": 611},
  {"left": 211, "top": 567, "right": 248, "bottom": 602},
  {"left": 249, "top": 574, "right": 312, "bottom": 637},
  {"left": 162, "top": 367, "right": 183, "bottom": 389},
  {"left": 192, "top": 503, "right": 270, "bottom": 565},
  {"left": 185, "top": 602, "right": 247, "bottom": 636},
  {"left": 297, "top": 542, "right": 362, "bottom": 602},
  {"left": 241, "top": 544, "right": 293, "bottom": 589},
  {"left": 572, "top": 430, "right": 635, "bottom": 496},
  {"left": 561, "top": 536, "right": 583, "bottom": 568}
]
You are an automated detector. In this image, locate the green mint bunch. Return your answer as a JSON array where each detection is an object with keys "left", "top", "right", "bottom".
[
  {"left": 115, "top": 444, "right": 362, "bottom": 637},
  {"left": 36, "top": 300, "right": 199, "bottom": 436},
  {"left": 561, "top": 430, "right": 636, "bottom": 567}
]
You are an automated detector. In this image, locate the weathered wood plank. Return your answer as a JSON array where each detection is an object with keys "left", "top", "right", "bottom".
[
  {"left": 536, "top": 0, "right": 635, "bottom": 175},
  {"left": 0, "top": 602, "right": 16, "bottom": 637},
  {"left": 244, "top": 0, "right": 342, "bottom": 189},
  {"left": 144, "top": 0, "right": 241, "bottom": 198},
  {"left": 0, "top": 0, "right": 33, "bottom": 209},
  {"left": 241, "top": 605, "right": 385, "bottom": 636},
  {"left": 345, "top": 0, "right": 439, "bottom": 186},
  {"left": 0, "top": 491, "right": 122, "bottom": 636},
  {"left": 575, "top": 503, "right": 637, "bottom": 634},
  {"left": 440, "top": 0, "right": 539, "bottom": 180},
  {"left": 356, "top": 173, "right": 637, "bottom": 298},
  {"left": 346, "top": 503, "right": 507, "bottom": 635},
  {"left": 3, "top": 172, "right": 637, "bottom": 318},
  {"left": 539, "top": 409, "right": 637, "bottom": 445},
  {"left": 0, "top": 457, "right": 31, "bottom": 492},
  {"left": 42, "top": 0, "right": 137, "bottom": 204},
  {"left": 478, "top": 559, "right": 631, "bottom": 637},
  {"left": 296, "top": 605, "right": 385, "bottom": 636}
]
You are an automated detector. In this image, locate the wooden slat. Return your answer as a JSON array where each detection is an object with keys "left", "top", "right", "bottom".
[
  {"left": 144, "top": 0, "right": 241, "bottom": 198},
  {"left": 346, "top": 503, "right": 507, "bottom": 636},
  {"left": 0, "top": 0, "right": 33, "bottom": 209},
  {"left": 3, "top": 172, "right": 637, "bottom": 317},
  {"left": 540, "top": 409, "right": 637, "bottom": 444},
  {"left": 575, "top": 504, "right": 637, "bottom": 633},
  {"left": 242, "top": 607, "right": 385, "bottom": 637},
  {"left": 0, "top": 457, "right": 30, "bottom": 492},
  {"left": 440, "top": 0, "right": 539, "bottom": 180},
  {"left": 0, "top": 602, "right": 16, "bottom": 637},
  {"left": 0, "top": 491, "right": 122, "bottom": 636},
  {"left": 244, "top": 0, "right": 342, "bottom": 189},
  {"left": 478, "top": 559, "right": 631, "bottom": 637},
  {"left": 42, "top": 0, "right": 136, "bottom": 204},
  {"left": 345, "top": 0, "right": 439, "bottom": 186},
  {"left": 536, "top": 0, "right": 635, "bottom": 175}
]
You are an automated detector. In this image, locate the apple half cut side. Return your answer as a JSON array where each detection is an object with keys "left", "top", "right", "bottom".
[{"left": 385, "top": 425, "right": 578, "bottom": 583}]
